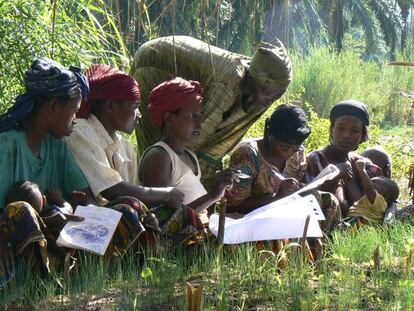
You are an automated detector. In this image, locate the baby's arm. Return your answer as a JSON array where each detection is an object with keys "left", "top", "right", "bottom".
[
  {"left": 355, "top": 159, "right": 376, "bottom": 204},
  {"left": 46, "top": 189, "right": 73, "bottom": 214}
]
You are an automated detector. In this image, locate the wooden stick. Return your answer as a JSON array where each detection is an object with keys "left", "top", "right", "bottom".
[
  {"left": 407, "top": 249, "right": 412, "bottom": 276},
  {"left": 187, "top": 282, "right": 203, "bottom": 311},
  {"left": 187, "top": 282, "right": 193, "bottom": 311},
  {"left": 315, "top": 238, "right": 324, "bottom": 260},
  {"left": 301, "top": 215, "right": 311, "bottom": 257},
  {"left": 315, "top": 238, "right": 324, "bottom": 270},
  {"left": 388, "top": 61, "right": 414, "bottom": 67},
  {"left": 217, "top": 197, "right": 227, "bottom": 244},
  {"left": 373, "top": 245, "right": 380, "bottom": 272}
]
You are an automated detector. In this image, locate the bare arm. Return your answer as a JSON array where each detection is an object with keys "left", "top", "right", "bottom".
[
  {"left": 140, "top": 147, "right": 232, "bottom": 213},
  {"left": 354, "top": 160, "right": 376, "bottom": 203},
  {"left": 187, "top": 170, "right": 234, "bottom": 213},
  {"left": 100, "top": 182, "right": 183, "bottom": 207}
]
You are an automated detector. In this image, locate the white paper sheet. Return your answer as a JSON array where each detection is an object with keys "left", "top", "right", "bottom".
[
  {"left": 57, "top": 205, "right": 122, "bottom": 255},
  {"left": 209, "top": 194, "right": 323, "bottom": 244},
  {"left": 296, "top": 164, "right": 340, "bottom": 194}
]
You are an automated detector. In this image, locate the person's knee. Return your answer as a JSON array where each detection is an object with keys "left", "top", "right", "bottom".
[{"left": 5, "top": 201, "right": 38, "bottom": 219}]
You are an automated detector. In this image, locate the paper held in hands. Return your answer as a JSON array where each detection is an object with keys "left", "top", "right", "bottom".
[
  {"left": 57, "top": 205, "right": 122, "bottom": 256},
  {"left": 209, "top": 165, "right": 340, "bottom": 244}
]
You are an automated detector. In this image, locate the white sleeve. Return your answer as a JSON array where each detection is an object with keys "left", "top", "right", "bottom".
[{"left": 65, "top": 127, "right": 123, "bottom": 198}]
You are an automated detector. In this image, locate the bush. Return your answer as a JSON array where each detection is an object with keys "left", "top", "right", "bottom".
[
  {"left": 0, "top": 0, "right": 129, "bottom": 113},
  {"left": 288, "top": 46, "right": 414, "bottom": 125}
]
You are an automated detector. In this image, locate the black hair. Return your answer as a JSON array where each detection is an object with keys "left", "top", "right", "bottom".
[
  {"left": 6, "top": 180, "right": 43, "bottom": 212},
  {"left": 361, "top": 147, "right": 392, "bottom": 177},
  {"left": 264, "top": 103, "right": 311, "bottom": 148}
]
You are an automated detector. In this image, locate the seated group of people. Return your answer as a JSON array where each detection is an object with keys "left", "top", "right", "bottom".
[{"left": 0, "top": 36, "right": 400, "bottom": 286}]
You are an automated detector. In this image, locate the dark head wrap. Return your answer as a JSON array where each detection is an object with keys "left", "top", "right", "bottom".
[
  {"left": 148, "top": 77, "right": 203, "bottom": 128},
  {"left": 330, "top": 99, "right": 370, "bottom": 126},
  {"left": 266, "top": 104, "right": 311, "bottom": 145},
  {"left": 0, "top": 57, "right": 89, "bottom": 132}
]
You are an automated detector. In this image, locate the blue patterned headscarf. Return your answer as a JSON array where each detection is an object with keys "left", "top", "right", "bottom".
[{"left": 0, "top": 57, "right": 89, "bottom": 132}]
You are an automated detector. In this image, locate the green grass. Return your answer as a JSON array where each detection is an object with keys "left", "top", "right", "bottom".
[
  {"left": 288, "top": 46, "right": 414, "bottom": 124},
  {"left": 3, "top": 223, "right": 414, "bottom": 310},
  {"left": 380, "top": 124, "right": 414, "bottom": 137}
]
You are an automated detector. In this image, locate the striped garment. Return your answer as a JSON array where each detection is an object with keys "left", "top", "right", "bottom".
[{"left": 132, "top": 36, "right": 269, "bottom": 189}]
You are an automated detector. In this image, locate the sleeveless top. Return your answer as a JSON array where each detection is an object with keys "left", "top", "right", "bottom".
[{"left": 139, "top": 141, "right": 208, "bottom": 222}]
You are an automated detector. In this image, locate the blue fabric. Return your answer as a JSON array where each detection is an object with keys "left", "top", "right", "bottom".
[{"left": 0, "top": 58, "right": 89, "bottom": 132}]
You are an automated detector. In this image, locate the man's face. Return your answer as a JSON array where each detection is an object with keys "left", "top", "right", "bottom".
[{"left": 249, "top": 80, "right": 286, "bottom": 108}]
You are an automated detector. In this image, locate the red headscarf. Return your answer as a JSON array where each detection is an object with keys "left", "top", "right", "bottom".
[
  {"left": 148, "top": 77, "right": 203, "bottom": 128},
  {"left": 77, "top": 64, "right": 141, "bottom": 118}
]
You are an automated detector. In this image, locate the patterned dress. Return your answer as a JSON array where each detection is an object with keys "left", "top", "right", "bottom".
[
  {"left": 306, "top": 149, "right": 382, "bottom": 219},
  {"left": 226, "top": 139, "right": 341, "bottom": 233},
  {"left": 0, "top": 129, "right": 197, "bottom": 286},
  {"left": 226, "top": 139, "right": 306, "bottom": 207}
]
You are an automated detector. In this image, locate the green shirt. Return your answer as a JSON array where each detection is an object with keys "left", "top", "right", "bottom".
[{"left": 0, "top": 130, "right": 89, "bottom": 208}]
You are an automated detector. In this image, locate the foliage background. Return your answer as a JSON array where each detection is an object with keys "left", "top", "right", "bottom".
[
  {"left": 1, "top": 0, "right": 414, "bottom": 122},
  {"left": 0, "top": 0, "right": 413, "bottom": 187},
  {"left": 0, "top": 2, "right": 413, "bottom": 309}
]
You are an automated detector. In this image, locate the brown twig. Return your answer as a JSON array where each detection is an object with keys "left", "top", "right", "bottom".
[
  {"left": 373, "top": 245, "right": 380, "bottom": 272},
  {"left": 217, "top": 197, "right": 227, "bottom": 244}
]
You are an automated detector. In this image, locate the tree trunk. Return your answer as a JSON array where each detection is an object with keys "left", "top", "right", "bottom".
[
  {"left": 262, "top": 0, "right": 289, "bottom": 47},
  {"left": 329, "top": 0, "right": 344, "bottom": 53},
  {"left": 398, "top": 1, "right": 409, "bottom": 51}
]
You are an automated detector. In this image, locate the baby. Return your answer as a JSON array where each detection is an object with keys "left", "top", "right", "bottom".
[
  {"left": 361, "top": 146, "right": 392, "bottom": 178},
  {"left": 347, "top": 160, "right": 399, "bottom": 224},
  {"left": 5, "top": 180, "right": 84, "bottom": 215}
]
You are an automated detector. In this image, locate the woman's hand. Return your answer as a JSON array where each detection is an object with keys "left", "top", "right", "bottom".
[
  {"left": 210, "top": 169, "right": 235, "bottom": 201},
  {"left": 163, "top": 187, "right": 185, "bottom": 209},
  {"left": 278, "top": 178, "right": 300, "bottom": 197},
  {"left": 70, "top": 191, "right": 87, "bottom": 207},
  {"left": 336, "top": 161, "right": 353, "bottom": 182},
  {"left": 42, "top": 210, "right": 84, "bottom": 232}
]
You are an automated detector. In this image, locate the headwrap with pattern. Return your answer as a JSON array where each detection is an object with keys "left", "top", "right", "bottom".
[
  {"left": 0, "top": 57, "right": 89, "bottom": 132},
  {"left": 249, "top": 39, "right": 292, "bottom": 92}
]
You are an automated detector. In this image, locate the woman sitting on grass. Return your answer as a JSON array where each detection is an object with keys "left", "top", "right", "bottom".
[
  {"left": 306, "top": 99, "right": 383, "bottom": 218},
  {"left": 138, "top": 77, "right": 234, "bottom": 241},
  {"left": 65, "top": 64, "right": 195, "bottom": 248},
  {"left": 0, "top": 58, "right": 93, "bottom": 286},
  {"left": 226, "top": 104, "right": 341, "bottom": 233},
  {"left": 226, "top": 104, "right": 310, "bottom": 212}
]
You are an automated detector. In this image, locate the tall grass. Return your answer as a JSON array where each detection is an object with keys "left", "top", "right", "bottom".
[
  {"left": 288, "top": 46, "right": 414, "bottom": 124},
  {"left": 3, "top": 223, "right": 414, "bottom": 310},
  {"left": 0, "top": 0, "right": 129, "bottom": 113}
]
